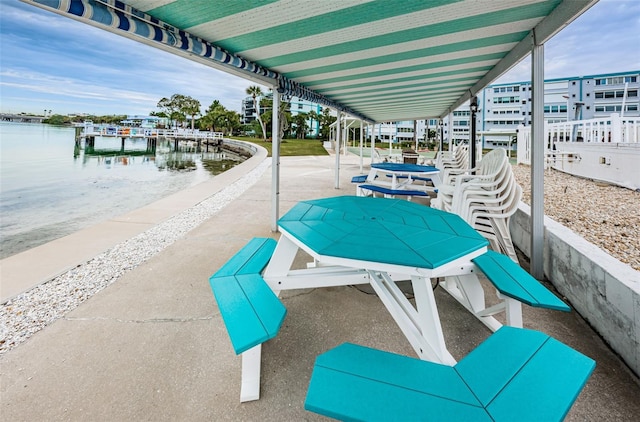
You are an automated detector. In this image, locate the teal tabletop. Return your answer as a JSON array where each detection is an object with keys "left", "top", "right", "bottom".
[{"left": 278, "top": 196, "right": 488, "bottom": 269}]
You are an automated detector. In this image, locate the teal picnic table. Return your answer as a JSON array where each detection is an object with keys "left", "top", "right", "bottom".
[{"left": 263, "top": 195, "right": 490, "bottom": 365}]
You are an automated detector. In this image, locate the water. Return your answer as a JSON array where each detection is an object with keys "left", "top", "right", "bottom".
[{"left": 0, "top": 122, "right": 244, "bottom": 259}]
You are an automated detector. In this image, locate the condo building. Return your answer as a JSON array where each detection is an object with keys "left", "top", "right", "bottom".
[{"left": 240, "top": 71, "right": 639, "bottom": 146}]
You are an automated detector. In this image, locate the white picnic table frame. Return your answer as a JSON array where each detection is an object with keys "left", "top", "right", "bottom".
[
  {"left": 358, "top": 162, "right": 442, "bottom": 196},
  {"left": 237, "top": 196, "right": 526, "bottom": 401},
  {"left": 263, "top": 228, "right": 490, "bottom": 365}
]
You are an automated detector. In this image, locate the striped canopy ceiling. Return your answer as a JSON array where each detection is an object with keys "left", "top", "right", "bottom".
[{"left": 24, "top": 0, "right": 596, "bottom": 123}]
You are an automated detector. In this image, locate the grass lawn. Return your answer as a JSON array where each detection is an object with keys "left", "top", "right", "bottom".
[{"left": 229, "top": 136, "right": 329, "bottom": 156}]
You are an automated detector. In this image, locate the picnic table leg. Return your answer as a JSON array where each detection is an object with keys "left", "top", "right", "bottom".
[
  {"left": 411, "top": 275, "right": 456, "bottom": 365},
  {"left": 263, "top": 235, "right": 299, "bottom": 292},
  {"left": 368, "top": 272, "right": 454, "bottom": 365},
  {"left": 240, "top": 345, "right": 261, "bottom": 402},
  {"left": 440, "top": 274, "right": 503, "bottom": 332},
  {"left": 502, "top": 295, "right": 523, "bottom": 327}
]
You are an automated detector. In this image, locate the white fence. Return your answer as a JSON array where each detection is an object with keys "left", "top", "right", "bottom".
[{"left": 517, "top": 114, "right": 640, "bottom": 190}]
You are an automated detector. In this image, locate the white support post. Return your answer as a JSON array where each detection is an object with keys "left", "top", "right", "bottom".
[
  {"left": 530, "top": 33, "right": 545, "bottom": 280},
  {"left": 343, "top": 116, "right": 348, "bottom": 156},
  {"left": 359, "top": 120, "right": 364, "bottom": 173},
  {"left": 271, "top": 89, "right": 280, "bottom": 232},
  {"left": 335, "top": 110, "right": 341, "bottom": 189},
  {"left": 447, "top": 113, "right": 453, "bottom": 150},
  {"left": 369, "top": 123, "right": 375, "bottom": 165}
]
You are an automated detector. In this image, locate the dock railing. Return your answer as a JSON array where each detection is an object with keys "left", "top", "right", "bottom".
[{"left": 80, "top": 121, "right": 224, "bottom": 141}]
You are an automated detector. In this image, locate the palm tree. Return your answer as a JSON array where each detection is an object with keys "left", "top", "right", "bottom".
[
  {"left": 292, "top": 112, "right": 309, "bottom": 139},
  {"left": 246, "top": 85, "right": 266, "bottom": 140}
]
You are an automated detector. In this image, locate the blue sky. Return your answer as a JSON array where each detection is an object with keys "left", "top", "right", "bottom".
[{"left": 1, "top": 0, "right": 639, "bottom": 117}]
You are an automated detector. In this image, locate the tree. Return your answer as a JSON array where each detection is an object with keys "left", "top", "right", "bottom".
[
  {"left": 181, "top": 96, "right": 201, "bottom": 131},
  {"left": 260, "top": 95, "right": 291, "bottom": 139},
  {"left": 308, "top": 110, "right": 319, "bottom": 138},
  {"left": 292, "top": 112, "right": 309, "bottom": 139},
  {"left": 157, "top": 94, "right": 200, "bottom": 129},
  {"left": 318, "top": 108, "right": 336, "bottom": 141},
  {"left": 246, "top": 85, "right": 267, "bottom": 140},
  {"left": 199, "top": 100, "right": 241, "bottom": 135},
  {"left": 157, "top": 96, "right": 179, "bottom": 128}
]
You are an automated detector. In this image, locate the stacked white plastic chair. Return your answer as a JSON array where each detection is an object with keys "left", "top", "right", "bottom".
[
  {"left": 431, "top": 148, "right": 506, "bottom": 212},
  {"left": 432, "top": 145, "right": 468, "bottom": 175},
  {"left": 431, "top": 148, "right": 521, "bottom": 263}
]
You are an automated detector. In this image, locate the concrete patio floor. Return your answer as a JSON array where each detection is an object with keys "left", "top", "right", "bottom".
[{"left": 1, "top": 151, "right": 639, "bottom": 421}]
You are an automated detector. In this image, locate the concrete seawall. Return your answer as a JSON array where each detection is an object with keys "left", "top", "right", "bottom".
[{"left": 511, "top": 203, "right": 640, "bottom": 376}]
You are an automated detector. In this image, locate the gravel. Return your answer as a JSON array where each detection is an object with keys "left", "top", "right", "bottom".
[
  {"left": 0, "top": 159, "right": 270, "bottom": 355},
  {"left": 511, "top": 164, "right": 640, "bottom": 271}
]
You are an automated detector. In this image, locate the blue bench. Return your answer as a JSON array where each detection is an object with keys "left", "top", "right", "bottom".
[
  {"left": 473, "top": 250, "right": 570, "bottom": 312},
  {"left": 209, "top": 237, "right": 286, "bottom": 401},
  {"left": 358, "top": 184, "right": 428, "bottom": 200},
  {"left": 351, "top": 175, "right": 368, "bottom": 183},
  {"left": 305, "top": 326, "right": 595, "bottom": 421}
]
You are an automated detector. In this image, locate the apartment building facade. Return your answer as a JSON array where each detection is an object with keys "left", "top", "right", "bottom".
[
  {"left": 240, "top": 71, "right": 639, "bottom": 144},
  {"left": 240, "top": 94, "right": 323, "bottom": 137},
  {"left": 468, "top": 70, "right": 639, "bottom": 150}
]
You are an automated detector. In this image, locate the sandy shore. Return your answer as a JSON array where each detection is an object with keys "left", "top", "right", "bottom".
[{"left": 511, "top": 164, "right": 640, "bottom": 271}]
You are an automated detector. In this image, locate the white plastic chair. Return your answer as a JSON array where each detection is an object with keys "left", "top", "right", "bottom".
[{"left": 432, "top": 149, "right": 508, "bottom": 212}]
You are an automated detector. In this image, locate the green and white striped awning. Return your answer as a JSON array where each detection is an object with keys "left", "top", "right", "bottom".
[{"left": 23, "top": 0, "right": 596, "bottom": 122}]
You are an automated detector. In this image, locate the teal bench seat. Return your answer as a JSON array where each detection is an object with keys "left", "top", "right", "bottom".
[
  {"left": 305, "top": 326, "right": 595, "bottom": 421},
  {"left": 209, "top": 237, "right": 286, "bottom": 355},
  {"left": 209, "top": 237, "right": 286, "bottom": 401},
  {"left": 473, "top": 250, "right": 570, "bottom": 312},
  {"left": 358, "top": 184, "right": 428, "bottom": 199}
]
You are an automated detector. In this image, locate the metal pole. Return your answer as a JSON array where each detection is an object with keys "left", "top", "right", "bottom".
[
  {"left": 447, "top": 113, "right": 453, "bottom": 151},
  {"left": 335, "top": 110, "right": 341, "bottom": 189},
  {"left": 531, "top": 33, "right": 545, "bottom": 280},
  {"left": 369, "top": 123, "right": 375, "bottom": 165},
  {"left": 359, "top": 120, "right": 364, "bottom": 173},
  {"left": 470, "top": 97, "right": 478, "bottom": 169},
  {"left": 271, "top": 89, "right": 280, "bottom": 232}
]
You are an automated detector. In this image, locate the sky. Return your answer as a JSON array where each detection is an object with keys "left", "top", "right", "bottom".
[{"left": 0, "top": 0, "right": 639, "bottom": 117}]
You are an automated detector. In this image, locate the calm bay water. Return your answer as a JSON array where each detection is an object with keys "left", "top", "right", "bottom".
[{"left": 0, "top": 122, "right": 243, "bottom": 259}]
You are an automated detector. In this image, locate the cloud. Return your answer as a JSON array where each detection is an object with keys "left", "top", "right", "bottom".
[
  {"left": 0, "top": 0, "right": 257, "bottom": 115},
  {"left": 497, "top": 0, "right": 640, "bottom": 83}
]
